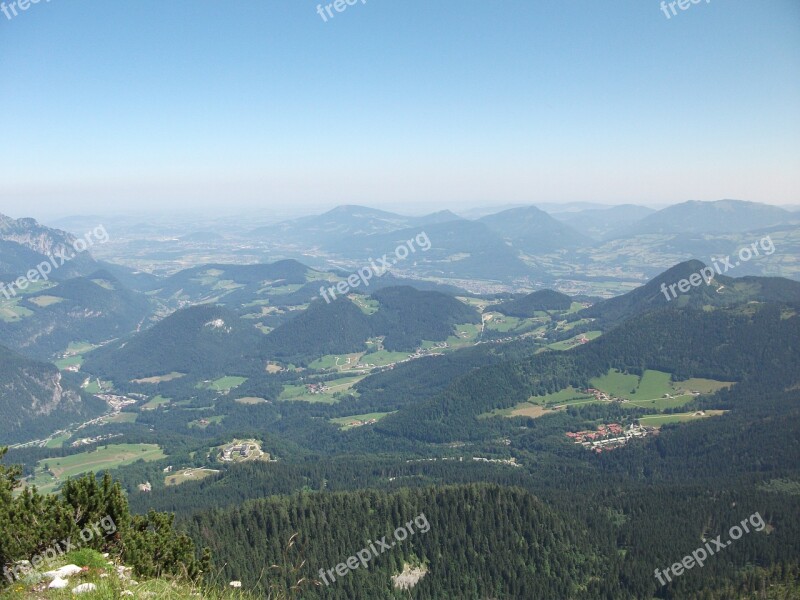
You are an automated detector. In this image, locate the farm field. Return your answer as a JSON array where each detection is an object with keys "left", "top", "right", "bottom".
[
  {"left": 445, "top": 323, "right": 482, "bottom": 348},
  {"left": 310, "top": 352, "right": 367, "bottom": 371},
  {"left": 131, "top": 372, "right": 185, "bottom": 384},
  {"left": 330, "top": 412, "right": 395, "bottom": 430},
  {"left": 106, "top": 412, "right": 138, "bottom": 424},
  {"left": 28, "top": 444, "right": 165, "bottom": 494},
  {"left": 484, "top": 386, "right": 596, "bottom": 419},
  {"left": 279, "top": 375, "right": 364, "bottom": 403},
  {"left": 55, "top": 354, "right": 83, "bottom": 370},
  {"left": 589, "top": 369, "right": 733, "bottom": 407},
  {"left": 28, "top": 295, "right": 63, "bottom": 307},
  {"left": 188, "top": 415, "right": 224, "bottom": 429},
  {"left": 141, "top": 395, "right": 171, "bottom": 410},
  {"left": 45, "top": 434, "right": 72, "bottom": 449},
  {"left": 165, "top": 468, "right": 220, "bottom": 486},
  {"left": 483, "top": 314, "right": 544, "bottom": 335},
  {"left": 639, "top": 410, "right": 727, "bottom": 427},
  {"left": 197, "top": 376, "right": 248, "bottom": 392},
  {"left": 234, "top": 396, "right": 270, "bottom": 405},
  {"left": 548, "top": 330, "right": 602, "bottom": 351},
  {"left": 360, "top": 350, "right": 409, "bottom": 367}
]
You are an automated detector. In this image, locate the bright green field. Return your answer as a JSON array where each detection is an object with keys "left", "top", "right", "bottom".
[
  {"left": 189, "top": 415, "right": 224, "bottom": 429},
  {"left": 589, "top": 369, "right": 732, "bottom": 409},
  {"left": 590, "top": 369, "right": 648, "bottom": 398},
  {"left": 55, "top": 355, "right": 83, "bottom": 369},
  {"left": 531, "top": 386, "right": 596, "bottom": 407},
  {"left": 639, "top": 410, "right": 727, "bottom": 427},
  {"left": 360, "top": 350, "right": 410, "bottom": 367},
  {"left": 309, "top": 353, "right": 368, "bottom": 371},
  {"left": 45, "top": 434, "right": 72, "bottom": 449},
  {"left": 330, "top": 412, "right": 395, "bottom": 430},
  {"left": 29, "top": 444, "right": 165, "bottom": 493},
  {"left": 548, "top": 330, "right": 602, "bottom": 351},
  {"left": 197, "top": 376, "right": 248, "bottom": 392},
  {"left": 279, "top": 375, "right": 363, "bottom": 403},
  {"left": 141, "top": 395, "right": 171, "bottom": 410},
  {"left": 445, "top": 323, "right": 482, "bottom": 347},
  {"left": 106, "top": 412, "right": 138, "bottom": 424}
]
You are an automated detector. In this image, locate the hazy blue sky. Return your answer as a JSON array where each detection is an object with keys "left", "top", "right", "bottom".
[{"left": 1, "top": 0, "right": 798, "bottom": 216}]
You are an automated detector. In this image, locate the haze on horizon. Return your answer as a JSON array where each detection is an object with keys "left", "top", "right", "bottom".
[{"left": 1, "top": 0, "right": 799, "bottom": 216}]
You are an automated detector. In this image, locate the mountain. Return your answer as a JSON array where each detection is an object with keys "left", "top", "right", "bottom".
[
  {"left": 0, "top": 344, "right": 105, "bottom": 443},
  {"left": 479, "top": 206, "right": 586, "bottom": 252},
  {"left": 83, "top": 304, "right": 265, "bottom": 382},
  {"left": 0, "top": 271, "right": 153, "bottom": 360},
  {"left": 261, "top": 286, "right": 481, "bottom": 363},
  {"left": 0, "top": 214, "right": 99, "bottom": 281},
  {"left": 329, "top": 219, "right": 533, "bottom": 280},
  {"left": 262, "top": 297, "right": 373, "bottom": 363},
  {"left": 493, "top": 289, "right": 573, "bottom": 317},
  {"left": 370, "top": 286, "right": 481, "bottom": 350},
  {"left": 146, "top": 260, "right": 315, "bottom": 307},
  {"left": 535, "top": 201, "right": 615, "bottom": 213},
  {"left": 551, "top": 204, "right": 656, "bottom": 240},
  {"left": 578, "top": 260, "right": 800, "bottom": 326},
  {"left": 249, "top": 205, "right": 461, "bottom": 246},
  {"left": 620, "top": 199, "right": 793, "bottom": 236}
]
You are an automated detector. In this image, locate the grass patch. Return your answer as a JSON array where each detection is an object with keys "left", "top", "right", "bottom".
[
  {"left": 279, "top": 375, "right": 363, "bottom": 403},
  {"left": 131, "top": 372, "right": 185, "bottom": 384},
  {"left": 330, "top": 412, "right": 394, "bottom": 430},
  {"left": 28, "top": 295, "right": 64, "bottom": 307},
  {"left": 165, "top": 468, "right": 220, "bottom": 486},
  {"left": 197, "top": 376, "right": 248, "bottom": 392},
  {"left": 28, "top": 444, "right": 165, "bottom": 494},
  {"left": 548, "top": 330, "right": 601, "bottom": 351},
  {"left": 638, "top": 410, "right": 726, "bottom": 427},
  {"left": 45, "top": 434, "right": 71, "bottom": 449},
  {"left": 141, "top": 395, "right": 171, "bottom": 410},
  {"left": 106, "top": 412, "right": 138, "bottom": 424},
  {"left": 235, "top": 396, "right": 269, "bottom": 405},
  {"left": 55, "top": 355, "right": 83, "bottom": 370},
  {"left": 360, "top": 350, "right": 410, "bottom": 367},
  {"left": 189, "top": 415, "right": 224, "bottom": 429}
]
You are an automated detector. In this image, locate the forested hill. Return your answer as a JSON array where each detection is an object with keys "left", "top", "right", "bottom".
[
  {"left": 263, "top": 287, "right": 480, "bottom": 362},
  {"left": 185, "top": 484, "right": 604, "bottom": 599},
  {"left": 494, "top": 289, "right": 573, "bottom": 317},
  {"left": 577, "top": 260, "right": 800, "bottom": 325},
  {"left": 82, "top": 304, "right": 264, "bottom": 380},
  {"left": 370, "top": 286, "right": 481, "bottom": 350},
  {"left": 378, "top": 302, "right": 800, "bottom": 442},
  {"left": 0, "top": 271, "right": 152, "bottom": 361}
]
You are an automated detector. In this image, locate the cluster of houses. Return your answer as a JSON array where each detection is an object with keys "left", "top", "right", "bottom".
[
  {"left": 345, "top": 418, "right": 379, "bottom": 428},
  {"left": 567, "top": 423, "right": 656, "bottom": 453},
  {"left": 70, "top": 433, "right": 121, "bottom": 448},
  {"left": 306, "top": 382, "right": 330, "bottom": 394},
  {"left": 585, "top": 388, "right": 624, "bottom": 402}
]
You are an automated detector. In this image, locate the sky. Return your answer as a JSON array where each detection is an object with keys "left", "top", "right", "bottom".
[{"left": 1, "top": 0, "right": 799, "bottom": 218}]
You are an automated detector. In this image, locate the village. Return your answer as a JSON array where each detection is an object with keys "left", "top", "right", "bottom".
[{"left": 566, "top": 422, "right": 657, "bottom": 453}]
